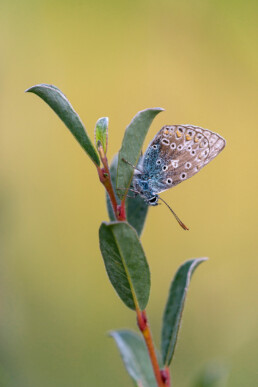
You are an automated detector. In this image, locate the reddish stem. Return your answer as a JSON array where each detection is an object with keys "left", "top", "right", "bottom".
[
  {"left": 96, "top": 148, "right": 170, "bottom": 386},
  {"left": 97, "top": 166, "right": 118, "bottom": 218},
  {"left": 137, "top": 310, "right": 169, "bottom": 387},
  {"left": 117, "top": 200, "right": 126, "bottom": 221},
  {"left": 161, "top": 367, "right": 171, "bottom": 386}
]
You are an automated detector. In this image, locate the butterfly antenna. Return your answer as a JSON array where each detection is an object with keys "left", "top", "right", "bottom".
[{"left": 158, "top": 196, "right": 189, "bottom": 231}]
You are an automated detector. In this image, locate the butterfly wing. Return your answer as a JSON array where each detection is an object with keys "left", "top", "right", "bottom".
[{"left": 141, "top": 125, "right": 226, "bottom": 194}]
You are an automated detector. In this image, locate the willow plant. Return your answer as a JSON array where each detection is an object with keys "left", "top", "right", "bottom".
[{"left": 26, "top": 84, "right": 217, "bottom": 387}]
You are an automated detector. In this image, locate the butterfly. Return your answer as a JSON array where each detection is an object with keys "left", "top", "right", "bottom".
[{"left": 131, "top": 125, "right": 226, "bottom": 229}]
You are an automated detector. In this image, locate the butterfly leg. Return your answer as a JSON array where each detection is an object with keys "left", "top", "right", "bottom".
[
  {"left": 117, "top": 187, "right": 139, "bottom": 196},
  {"left": 121, "top": 158, "right": 143, "bottom": 173}
]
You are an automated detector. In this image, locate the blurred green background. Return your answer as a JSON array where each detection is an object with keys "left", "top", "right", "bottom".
[{"left": 1, "top": 0, "right": 257, "bottom": 386}]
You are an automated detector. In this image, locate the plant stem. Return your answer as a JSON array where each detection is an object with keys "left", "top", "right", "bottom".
[
  {"left": 97, "top": 145, "right": 127, "bottom": 221},
  {"left": 162, "top": 367, "right": 171, "bottom": 386},
  {"left": 97, "top": 150, "right": 170, "bottom": 386},
  {"left": 97, "top": 165, "right": 119, "bottom": 218},
  {"left": 137, "top": 310, "right": 169, "bottom": 387}
]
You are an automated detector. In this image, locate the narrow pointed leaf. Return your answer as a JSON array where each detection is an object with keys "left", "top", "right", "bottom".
[
  {"left": 26, "top": 84, "right": 100, "bottom": 166},
  {"left": 106, "top": 154, "right": 148, "bottom": 235},
  {"left": 95, "top": 117, "right": 108, "bottom": 153},
  {"left": 161, "top": 258, "right": 207, "bottom": 366},
  {"left": 116, "top": 108, "right": 164, "bottom": 199},
  {"left": 99, "top": 222, "right": 150, "bottom": 310},
  {"left": 110, "top": 330, "right": 157, "bottom": 387}
]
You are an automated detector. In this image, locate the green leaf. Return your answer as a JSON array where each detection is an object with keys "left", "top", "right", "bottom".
[
  {"left": 95, "top": 117, "right": 108, "bottom": 153},
  {"left": 116, "top": 108, "right": 164, "bottom": 199},
  {"left": 26, "top": 84, "right": 100, "bottom": 166},
  {"left": 161, "top": 258, "right": 207, "bottom": 366},
  {"left": 126, "top": 193, "right": 148, "bottom": 237},
  {"left": 110, "top": 330, "right": 157, "bottom": 387},
  {"left": 192, "top": 363, "right": 229, "bottom": 387},
  {"left": 106, "top": 154, "right": 149, "bottom": 236},
  {"left": 99, "top": 222, "right": 150, "bottom": 310}
]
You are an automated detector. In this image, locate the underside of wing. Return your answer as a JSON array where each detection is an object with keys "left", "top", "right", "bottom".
[{"left": 142, "top": 125, "right": 226, "bottom": 194}]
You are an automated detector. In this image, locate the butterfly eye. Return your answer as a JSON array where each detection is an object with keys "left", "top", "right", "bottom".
[
  {"left": 166, "top": 178, "right": 173, "bottom": 185},
  {"left": 170, "top": 143, "right": 176, "bottom": 150},
  {"left": 149, "top": 196, "right": 158, "bottom": 205},
  {"left": 180, "top": 172, "right": 187, "bottom": 180}
]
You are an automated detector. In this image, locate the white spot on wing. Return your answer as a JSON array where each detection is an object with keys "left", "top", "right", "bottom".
[{"left": 171, "top": 160, "right": 179, "bottom": 168}]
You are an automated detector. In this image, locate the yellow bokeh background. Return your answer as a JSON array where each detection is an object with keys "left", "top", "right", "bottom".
[{"left": 1, "top": 1, "right": 257, "bottom": 386}]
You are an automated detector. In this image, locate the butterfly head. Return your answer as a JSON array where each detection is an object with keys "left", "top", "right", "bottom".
[{"left": 132, "top": 175, "right": 158, "bottom": 205}]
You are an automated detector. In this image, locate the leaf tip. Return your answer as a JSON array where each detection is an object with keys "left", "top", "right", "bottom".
[
  {"left": 141, "top": 107, "right": 165, "bottom": 114},
  {"left": 108, "top": 330, "right": 117, "bottom": 339},
  {"left": 25, "top": 83, "right": 60, "bottom": 94},
  {"left": 25, "top": 83, "right": 45, "bottom": 94},
  {"left": 196, "top": 257, "right": 209, "bottom": 263},
  {"left": 25, "top": 86, "right": 34, "bottom": 93}
]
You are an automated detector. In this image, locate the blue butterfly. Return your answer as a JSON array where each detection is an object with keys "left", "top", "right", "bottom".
[{"left": 131, "top": 125, "right": 226, "bottom": 229}]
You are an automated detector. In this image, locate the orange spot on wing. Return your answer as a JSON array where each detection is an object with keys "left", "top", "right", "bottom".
[
  {"left": 176, "top": 130, "right": 182, "bottom": 138},
  {"left": 186, "top": 134, "right": 191, "bottom": 141}
]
